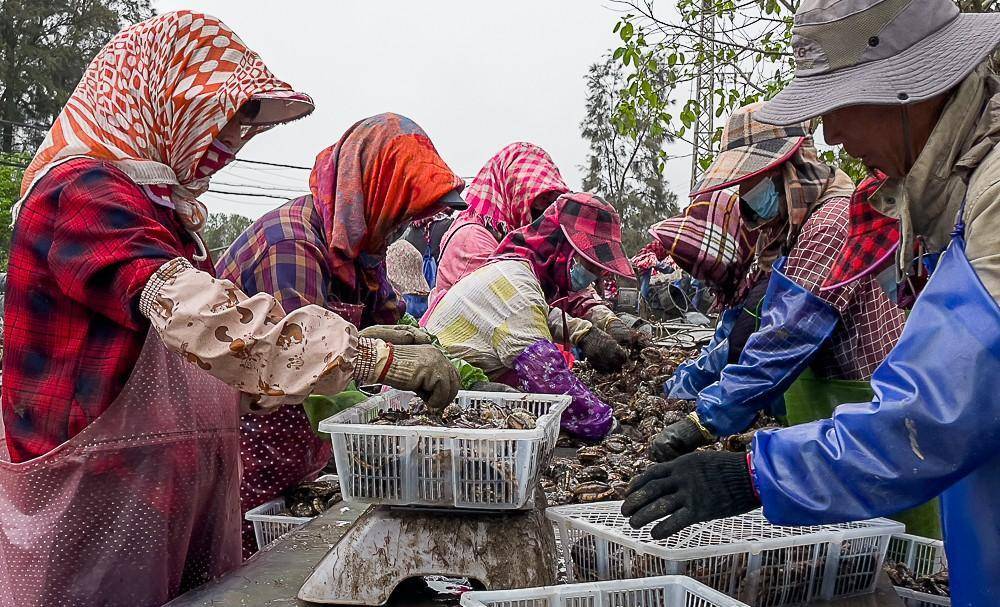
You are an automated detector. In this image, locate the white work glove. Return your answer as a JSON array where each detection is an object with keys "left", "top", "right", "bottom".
[{"left": 354, "top": 339, "right": 460, "bottom": 410}]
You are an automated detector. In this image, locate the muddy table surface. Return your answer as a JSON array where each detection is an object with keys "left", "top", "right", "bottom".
[
  {"left": 166, "top": 497, "right": 905, "bottom": 607},
  {"left": 166, "top": 502, "right": 367, "bottom": 607}
]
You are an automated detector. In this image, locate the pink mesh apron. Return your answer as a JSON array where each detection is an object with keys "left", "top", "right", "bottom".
[
  {"left": 239, "top": 300, "right": 365, "bottom": 558},
  {"left": 0, "top": 329, "right": 241, "bottom": 607}
]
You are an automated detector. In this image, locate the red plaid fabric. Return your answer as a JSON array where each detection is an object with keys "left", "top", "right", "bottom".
[
  {"left": 822, "top": 173, "right": 899, "bottom": 290},
  {"left": 648, "top": 190, "right": 756, "bottom": 307},
  {"left": 492, "top": 193, "right": 632, "bottom": 301},
  {"left": 630, "top": 239, "right": 668, "bottom": 272},
  {"left": 784, "top": 196, "right": 905, "bottom": 379},
  {"left": 459, "top": 142, "right": 569, "bottom": 237},
  {"left": 2, "top": 159, "right": 209, "bottom": 462},
  {"left": 558, "top": 194, "right": 634, "bottom": 278}
]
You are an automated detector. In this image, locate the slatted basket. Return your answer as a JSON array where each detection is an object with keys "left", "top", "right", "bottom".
[{"left": 319, "top": 390, "right": 570, "bottom": 510}]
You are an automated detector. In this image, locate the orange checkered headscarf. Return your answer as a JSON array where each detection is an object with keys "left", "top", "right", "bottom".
[
  {"left": 309, "top": 113, "right": 465, "bottom": 287},
  {"left": 21, "top": 10, "right": 313, "bottom": 230}
]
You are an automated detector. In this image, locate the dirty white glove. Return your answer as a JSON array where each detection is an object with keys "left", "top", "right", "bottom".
[
  {"left": 354, "top": 338, "right": 460, "bottom": 410},
  {"left": 358, "top": 324, "right": 433, "bottom": 345}
]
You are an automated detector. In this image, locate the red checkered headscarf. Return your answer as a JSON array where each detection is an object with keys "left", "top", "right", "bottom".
[
  {"left": 822, "top": 172, "right": 900, "bottom": 290},
  {"left": 459, "top": 142, "right": 569, "bottom": 239},
  {"left": 649, "top": 190, "right": 757, "bottom": 307},
  {"left": 492, "top": 193, "right": 633, "bottom": 301},
  {"left": 20, "top": 11, "right": 313, "bottom": 232}
]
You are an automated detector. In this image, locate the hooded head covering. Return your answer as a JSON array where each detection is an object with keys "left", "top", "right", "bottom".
[
  {"left": 20, "top": 11, "right": 313, "bottom": 232},
  {"left": 459, "top": 142, "right": 569, "bottom": 239},
  {"left": 386, "top": 239, "right": 431, "bottom": 296},
  {"left": 308, "top": 113, "right": 465, "bottom": 288},
  {"left": 692, "top": 104, "right": 855, "bottom": 287},
  {"left": 649, "top": 190, "right": 757, "bottom": 307},
  {"left": 492, "top": 192, "right": 633, "bottom": 301}
]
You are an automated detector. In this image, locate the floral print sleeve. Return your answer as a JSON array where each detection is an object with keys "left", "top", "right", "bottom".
[{"left": 139, "top": 258, "right": 365, "bottom": 403}]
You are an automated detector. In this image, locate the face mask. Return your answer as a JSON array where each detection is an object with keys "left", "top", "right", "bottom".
[
  {"left": 195, "top": 139, "right": 237, "bottom": 179},
  {"left": 569, "top": 258, "right": 599, "bottom": 292},
  {"left": 742, "top": 177, "right": 781, "bottom": 222},
  {"left": 875, "top": 264, "right": 899, "bottom": 304}
]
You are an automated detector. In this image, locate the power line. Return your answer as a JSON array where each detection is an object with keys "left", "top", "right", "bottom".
[
  {"left": 234, "top": 158, "right": 311, "bottom": 170},
  {"left": 207, "top": 189, "right": 292, "bottom": 200},
  {"left": 212, "top": 180, "right": 305, "bottom": 193}
]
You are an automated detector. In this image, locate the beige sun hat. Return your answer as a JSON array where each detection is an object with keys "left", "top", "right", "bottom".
[{"left": 757, "top": 0, "right": 1000, "bottom": 126}]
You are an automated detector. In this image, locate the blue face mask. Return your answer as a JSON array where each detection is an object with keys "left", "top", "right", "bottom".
[
  {"left": 875, "top": 264, "right": 899, "bottom": 304},
  {"left": 569, "top": 259, "right": 599, "bottom": 292},
  {"left": 742, "top": 177, "right": 781, "bottom": 221}
]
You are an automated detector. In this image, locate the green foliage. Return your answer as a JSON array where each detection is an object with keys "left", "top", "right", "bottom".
[
  {"left": 202, "top": 212, "right": 253, "bottom": 254},
  {"left": 0, "top": 153, "right": 28, "bottom": 270},
  {"left": 581, "top": 58, "right": 679, "bottom": 256},
  {"left": 0, "top": 0, "right": 154, "bottom": 152},
  {"left": 610, "top": 1, "right": 995, "bottom": 180}
]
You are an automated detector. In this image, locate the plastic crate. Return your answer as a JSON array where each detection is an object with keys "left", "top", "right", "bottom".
[
  {"left": 244, "top": 474, "right": 339, "bottom": 550},
  {"left": 886, "top": 534, "right": 950, "bottom": 607},
  {"left": 318, "top": 390, "right": 571, "bottom": 510},
  {"left": 547, "top": 501, "right": 903, "bottom": 607},
  {"left": 460, "top": 575, "right": 748, "bottom": 607}
]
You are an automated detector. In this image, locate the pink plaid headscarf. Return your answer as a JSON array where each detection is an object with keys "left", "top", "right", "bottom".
[{"left": 458, "top": 142, "right": 569, "bottom": 237}]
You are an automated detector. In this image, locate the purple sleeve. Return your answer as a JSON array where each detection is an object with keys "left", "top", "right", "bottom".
[{"left": 513, "top": 340, "right": 613, "bottom": 440}]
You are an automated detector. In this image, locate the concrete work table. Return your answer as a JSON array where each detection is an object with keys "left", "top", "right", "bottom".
[
  {"left": 167, "top": 502, "right": 906, "bottom": 607},
  {"left": 166, "top": 503, "right": 367, "bottom": 607}
]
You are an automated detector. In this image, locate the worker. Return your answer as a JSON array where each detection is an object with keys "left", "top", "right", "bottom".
[
  {"left": 646, "top": 190, "right": 766, "bottom": 399},
  {"left": 216, "top": 113, "right": 468, "bottom": 558},
  {"left": 623, "top": 1, "right": 1000, "bottom": 603},
  {"left": 431, "top": 142, "right": 646, "bottom": 348},
  {"left": 401, "top": 211, "right": 455, "bottom": 292},
  {"left": 0, "top": 15, "right": 459, "bottom": 606},
  {"left": 424, "top": 193, "right": 635, "bottom": 439},
  {"left": 648, "top": 104, "right": 908, "bottom": 470},
  {"left": 386, "top": 238, "right": 433, "bottom": 319}
]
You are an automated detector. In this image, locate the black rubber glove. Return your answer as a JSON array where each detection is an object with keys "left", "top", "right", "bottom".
[
  {"left": 605, "top": 318, "right": 652, "bottom": 348},
  {"left": 621, "top": 451, "right": 760, "bottom": 539},
  {"left": 649, "top": 416, "right": 711, "bottom": 462},
  {"left": 577, "top": 327, "right": 628, "bottom": 374},
  {"left": 469, "top": 380, "right": 520, "bottom": 393}
]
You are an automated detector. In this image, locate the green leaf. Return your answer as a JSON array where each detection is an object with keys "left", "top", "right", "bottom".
[
  {"left": 621, "top": 21, "right": 634, "bottom": 41},
  {"left": 613, "top": 47, "right": 625, "bottom": 61}
]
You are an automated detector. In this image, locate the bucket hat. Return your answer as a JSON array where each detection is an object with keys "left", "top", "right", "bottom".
[
  {"left": 757, "top": 0, "right": 1000, "bottom": 126},
  {"left": 558, "top": 193, "right": 635, "bottom": 279},
  {"left": 690, "top": 103, "right": 809, "bottom": 196}
]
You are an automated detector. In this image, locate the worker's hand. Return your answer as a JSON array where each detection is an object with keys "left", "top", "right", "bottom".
[
  {"left": 577, "top": 328, "right": 628, "bottom": 374},
  {"left": 649, "top": 415, "right": 712, "bottom": 462},
  {"left": 622, "top": 451, "right": 759, "bottom": 539},
  {"left": 605, "top": 318, "right": 652, "bottom": 348},
  {"left": 358, "top": 324, "right": 433, "bottom": 345},
  {"left": 469, "top": 380, "right": 520, "bottom": 393},
  {"left": 380, "top": 344, "right": 461, "bottom": 410}
]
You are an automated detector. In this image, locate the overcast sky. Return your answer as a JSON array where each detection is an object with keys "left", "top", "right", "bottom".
[{"left": 153, "top": 0, "right": 694, "bottom": 218}]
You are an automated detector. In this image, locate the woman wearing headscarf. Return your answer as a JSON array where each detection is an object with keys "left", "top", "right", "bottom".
[
  {"left": 431, "top": 142, "right": 646, "bottom": 349},
  {"left": 215, "top": 113, "right": 466, "bottom": 557},
  {"left": 0, "top": 14, "right": 457, "bottom": 606},
  {"left": 647, "top": 190, "right": 768, "bottom": 399},
  {"left": 648, "top": 104, "right": 908, "bottom": 486},
  {"left": 424, "top": 193, "right": 635, "bottom": 440}
]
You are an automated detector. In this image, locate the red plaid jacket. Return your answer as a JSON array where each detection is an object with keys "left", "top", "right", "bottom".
[{"left": 2, "top": 158, "right": 210, "bottom": 462}]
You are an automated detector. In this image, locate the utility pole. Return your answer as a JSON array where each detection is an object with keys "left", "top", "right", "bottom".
[{"left": 690, "top": 0, "right": 716, "bottom": 188}]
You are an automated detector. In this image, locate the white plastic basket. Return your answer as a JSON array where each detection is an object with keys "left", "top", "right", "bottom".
[
  {"left": 244, "top": 474, "right": 338, "bottom": 550},
  {"left": 318, "top": 390, "right": 571, "bottom": 510},
  {"left": 886, "top": 533, "right": 950, "bottom": 607},
  {"left": 460, "top": 575, "right": 749, "bottom": 607},
  {"left": 547, "top": 501, "right": 903, "bottom": 607}
]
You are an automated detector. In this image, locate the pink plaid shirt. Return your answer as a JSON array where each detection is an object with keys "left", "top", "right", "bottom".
[{"left": 785, "top": 197, "right": 905, "bottom": 380}]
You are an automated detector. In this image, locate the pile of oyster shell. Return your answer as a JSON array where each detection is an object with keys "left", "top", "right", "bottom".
[
  {"left": 370, "top": 401, "right": 538, "bottom": 430},
  {"left": 544, "top": 345, "right": 780, "bottom": 507},
  {"left": 284, "top": 478, "right": 342, "bottom": 517},
  {"left": 885, "top": 561, "right": 950, "bottom": 596}
]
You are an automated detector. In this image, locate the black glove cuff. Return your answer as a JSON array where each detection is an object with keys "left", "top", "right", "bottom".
[{"left": 714, "top": 451, "right": 761, "bottom": 514}]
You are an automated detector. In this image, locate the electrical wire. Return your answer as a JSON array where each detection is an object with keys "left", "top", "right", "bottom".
[{"left": 234, "top": 158, "right": 310, "bottom": 170}]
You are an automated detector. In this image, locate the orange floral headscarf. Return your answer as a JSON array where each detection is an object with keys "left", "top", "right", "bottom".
[
  {"left": 309, "top": 113, "right": 464, "bottom": 287},
  {"left": 20, "top": 10, "right": 313, "bottom": 231}
]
